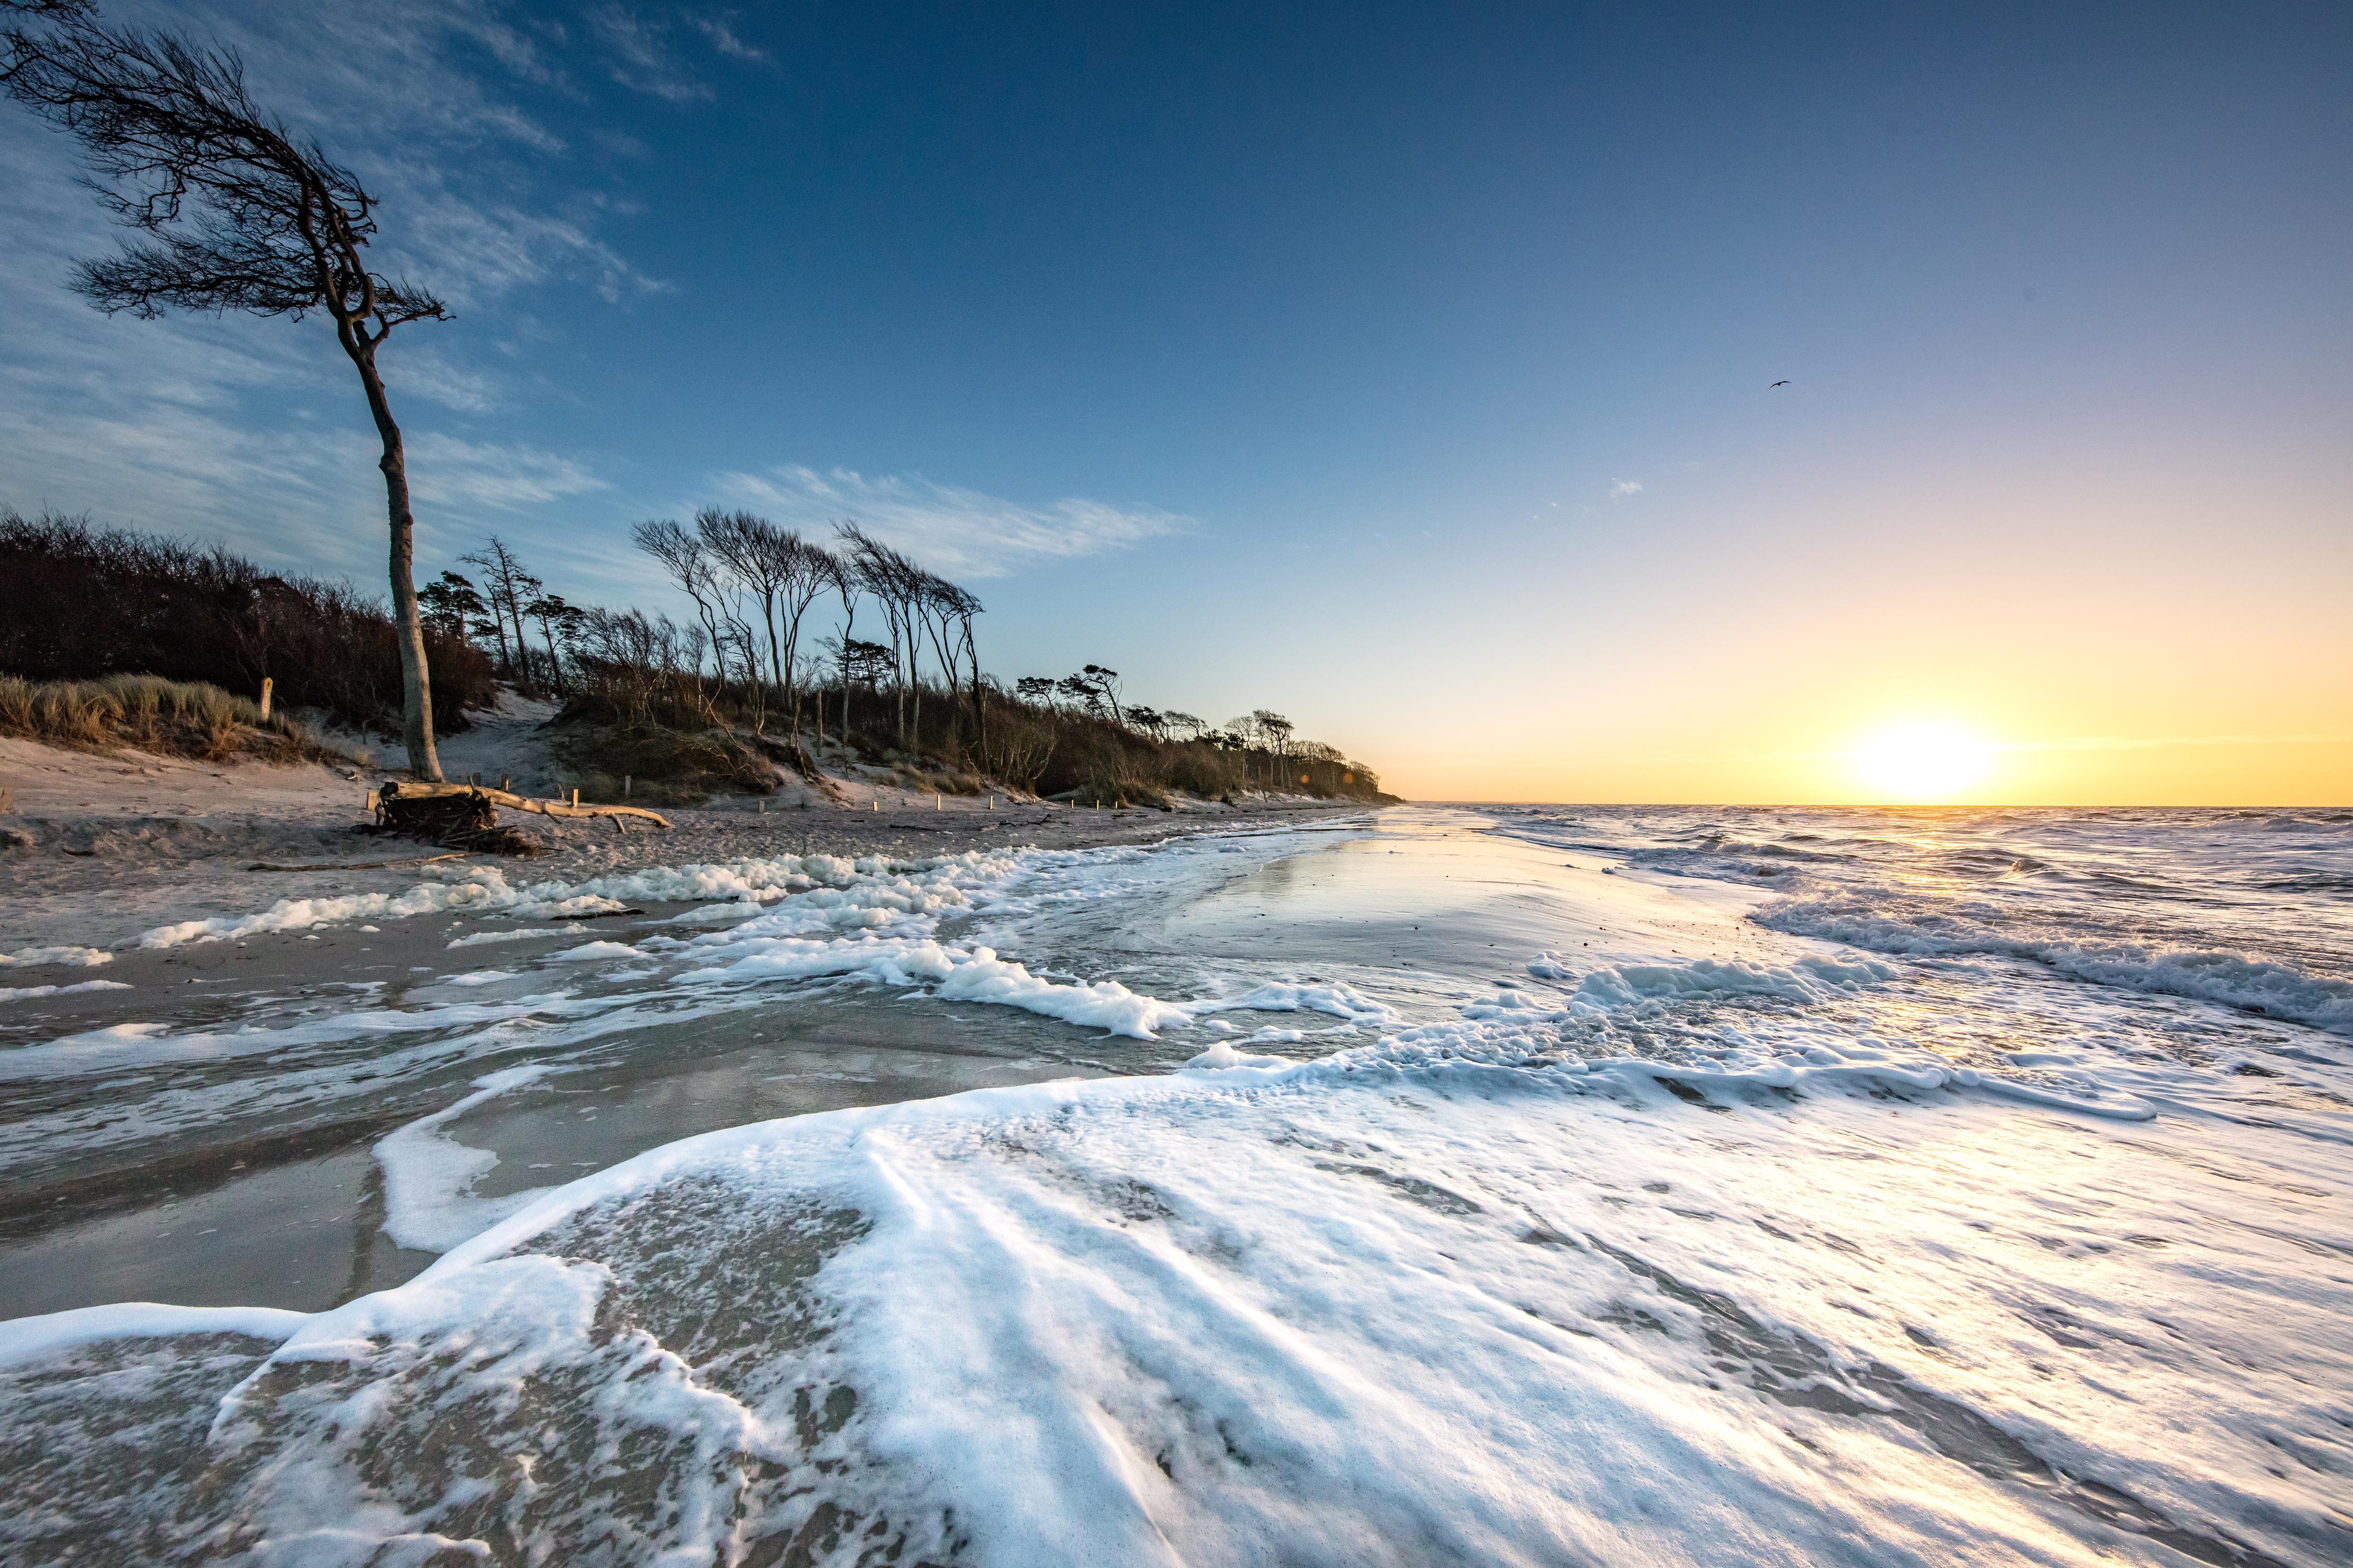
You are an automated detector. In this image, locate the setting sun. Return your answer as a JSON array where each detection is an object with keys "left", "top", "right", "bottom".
[{"left": 1853, "top": 722, "right": 1992, "bottom": 802}]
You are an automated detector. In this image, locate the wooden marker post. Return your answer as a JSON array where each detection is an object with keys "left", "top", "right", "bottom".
[{"left": 258, "top": 676, "right": 273, "bottom": 722}]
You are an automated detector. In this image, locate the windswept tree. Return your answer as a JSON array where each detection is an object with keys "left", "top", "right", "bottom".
[
  {"left": 417, "top": 571, "right": 485, "bottom": 641},
  {"left": 693, "top": 508, "right": 785, "bottom": 691},
  {"left": 819, "top": 544, "right": 861, "bottom": 745},
  {"left": 838, "top": 523, "right": 926, "bottom": 744},
  {"left": 631, "top": 519, "right": 727, "bottom": 678},
  {"left": 520, "top": 590, "right": 581, "bottom": 698},
  {"left": 695, "top": 508, "right": 836, "bottom": 740},
  {"left": 459, "top": 537, "right": 541, "bottom": 686},
  {"left": 4, "top": 9, "right": 454, "bottom": 776}
]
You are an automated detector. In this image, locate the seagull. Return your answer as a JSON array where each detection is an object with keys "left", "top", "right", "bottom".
[{"left": 1769, "top": 380, "right": 1789, "bottom": 388}]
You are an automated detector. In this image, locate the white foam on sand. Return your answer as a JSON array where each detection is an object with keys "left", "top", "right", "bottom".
[
  {"left": 678, "top": 935, "right": 1193, "bottom": 1039},
  {"left": 373, "top": 1066, "right": 558, "bottom": 1253},
  {"left": 0, "top": 944, "right": 112, "bottom": 969},
  {"left": 0, "top": 979, "right": 131, "bottom": 1002},
  {"left": 0, "top": 1302, "right": 308, "bottom": 1369},
  {"left": 79, "top": 1034, "right": 2346, "bottom": 1567},
  {"left": 132, "top": 847, "right": 1032, "bottom": 949},
  {"left": 446, "top": 926, "right": 569, "bottom": 948}
]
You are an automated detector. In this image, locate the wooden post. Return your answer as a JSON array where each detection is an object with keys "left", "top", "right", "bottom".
[
  {"left": 258, "top": 676, "right": 273, "bottom": 722},
  {"left": 500, "top": 776, "right": 509, "bottom": 792},
  {"left": 624, "top": 774, "right": 631, "bottom": 797},
  {"left": 936, "top": 793, "right": 942, "bottom": 811},
  {"left": 572, "top": 787, "right": 579, "bottom": 807}
]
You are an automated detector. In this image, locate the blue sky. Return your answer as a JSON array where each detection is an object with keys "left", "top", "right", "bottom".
[{"left": 3, "top": 2, "right": 2347, "bottom": 800}]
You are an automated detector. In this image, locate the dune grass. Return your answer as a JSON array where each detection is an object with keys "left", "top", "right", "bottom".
[{"left": 0, "top": 674, "right": 338, "bottom": 764}]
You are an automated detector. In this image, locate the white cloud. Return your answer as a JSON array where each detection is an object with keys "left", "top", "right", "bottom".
[
  {"left": 1610, "top": 478, "right": 1644, "bottom": 498},
  {"left": 591, "top": 4, "right": 715, "bottom": 102},
  {"left": 713, "top": 466, "right": 1185, "bottom": 578},
  {"left": 386, "top": 347, "right": 504, "bottom": 413},
  {"left": 408, "top": 435, "right": 609, "bottom": 510},
  {"left": 691, "top": 15, "right": 770, "bottom": 62}
]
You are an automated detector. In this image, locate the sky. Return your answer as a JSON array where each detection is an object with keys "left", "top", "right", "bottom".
[{"left": 2, "top": 1, "right": 2347, "bottom": 805}]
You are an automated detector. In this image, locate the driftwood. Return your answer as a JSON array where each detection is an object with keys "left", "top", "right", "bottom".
[
  {"left": 374, "top": 787, "right": 538, "bottom": 855},
  {"left": 379, "top": 782, "right": 672, "bottom": 828},
  {"left": 372, "top": 783, "right": 669, "bottom": 855}
]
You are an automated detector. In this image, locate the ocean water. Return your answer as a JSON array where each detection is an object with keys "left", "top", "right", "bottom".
[{"left": 2, "top": 804, "right": 2348, "bottom": 1566}]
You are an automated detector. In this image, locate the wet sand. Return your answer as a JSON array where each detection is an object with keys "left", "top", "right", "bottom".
[{"left": 0, "top": 780, "right": 1365, "bottom": 1319}]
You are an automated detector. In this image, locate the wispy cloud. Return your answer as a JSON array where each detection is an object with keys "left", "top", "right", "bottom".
[
  {"left": 1609, "top": 478, "right": 1644, "bottom": 498},
  {"left": 591, "top": 4, "right": 715, "bottom": 102},
  {"left": 690, "top": 14, "right": 770, "bottom": 63},
  {"left": 712, "top": 466, "right": 1185, "bottom": 577},
  {"left": 408, "top": 436, "right": 609, "bottom": 510}
]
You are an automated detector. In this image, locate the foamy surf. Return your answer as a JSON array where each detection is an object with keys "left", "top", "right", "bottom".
[{"left": 3, "top": 805, "right": 2346, "bottom": 1565}]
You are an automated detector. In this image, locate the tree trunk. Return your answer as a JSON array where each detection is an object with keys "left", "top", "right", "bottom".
[
  {"left": 484, "top": 610, "right": 512, "bottom": 679},
  {"left": 962, "top": 619, "right": 986, "bottom": 754},
  {"left": 508, "top": 595, "right": 531, "bottom": 690},
  {"left": 346, "top": 337, "right": 441, "bottom": 781},
  {"left": 761, "top": 591, "right": 786, "bottom": 734}
]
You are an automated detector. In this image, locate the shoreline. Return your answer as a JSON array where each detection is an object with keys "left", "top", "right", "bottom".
[{"left": 0, "top": 735, "right": 1376, "bottom": 954}]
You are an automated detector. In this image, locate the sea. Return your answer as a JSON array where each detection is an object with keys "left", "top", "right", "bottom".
[{"left": 2, "top": 803, "right": 2348, "bottom": 1566}]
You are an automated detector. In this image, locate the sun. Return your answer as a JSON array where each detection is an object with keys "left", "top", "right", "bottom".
[{"left": 1852, "top": 721, "right": 1991, "bottom": 802}]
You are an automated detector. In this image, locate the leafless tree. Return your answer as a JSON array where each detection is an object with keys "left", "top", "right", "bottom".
[
  {"left": 4, "top": 9, "right": 454, "bottom": 776},
  {"left": 693, "top": 508, "right": 782, "bottom": 689},
  {"left": 838, "top": 523, "right": 926, "bottom": 745},
  {"left": 948, "top": 580, "right": 986, "bottom": 750},
  {"left": 772, "top": 538, "right": 834, "bottom": 740},
  {"left": 631, "top": 519, "right": 726, "bottom": 680},
  {"left": 697, "top": 509, "right": 836, "bottom": 741},
  {"left": 819, "top": 545, "right": 860, "bottom": 746},
  {"left": 459, "top": 537, "right": 540, "bottom": 687},
  {"left": 913, "top": 571, "right": 986, "bottom": 748}
]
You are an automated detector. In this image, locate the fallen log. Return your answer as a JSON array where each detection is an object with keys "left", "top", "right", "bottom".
[{"left": 378, "top": 782, "right": 672, "bottom": 829}]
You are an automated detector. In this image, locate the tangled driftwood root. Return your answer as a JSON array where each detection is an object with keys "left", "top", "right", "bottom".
[
  {"left": 374, "top": 786, "right": 539, "bottom": 855},
  {"left": 373, "top": 782, "right": 672, "bottom": 856}
]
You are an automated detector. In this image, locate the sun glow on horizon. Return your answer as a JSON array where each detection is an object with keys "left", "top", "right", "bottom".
[{"left": 1852, "top": 721, "right": 1993, "bottom": 802}]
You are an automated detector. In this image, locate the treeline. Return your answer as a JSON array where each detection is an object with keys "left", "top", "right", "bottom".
[
  {"left": 429, "top": 512, "right": 1386, "bottom": 805},
  {"left": 0, "top": 509, "right": 495, "bottom": 734}
]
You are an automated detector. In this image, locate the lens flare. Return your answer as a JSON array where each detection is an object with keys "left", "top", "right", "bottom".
[{"left": 1853, "top": 722, "right": 1990, "bottom": 802}]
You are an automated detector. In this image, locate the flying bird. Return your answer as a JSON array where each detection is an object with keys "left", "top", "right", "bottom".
[{"left": 1769, "top": 380, "right": 1790, "bottom": 388}]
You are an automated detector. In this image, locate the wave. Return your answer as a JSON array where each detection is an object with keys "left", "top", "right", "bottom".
[
  {"left": 11, "top": 1031, "right": 2336, "bottom": 1564},
  {"left": 1761, "top": 895, "right": 2353, "bottom": 1034}
]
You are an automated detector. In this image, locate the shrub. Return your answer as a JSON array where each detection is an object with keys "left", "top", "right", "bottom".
[
  {"left": 0, "top": 674, "right": 331, "bottom": 762},
  {"left": 0, "top": 509, "right": 495, "bottom": 734},
  {"left": 550, "top": 721, "right": 778, "bottom": 805}
]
